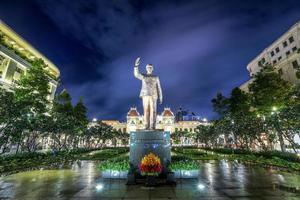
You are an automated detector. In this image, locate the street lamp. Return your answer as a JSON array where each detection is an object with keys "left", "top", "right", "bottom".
[
  {"left": 92, "top": 118, "right": 97, "bottom": 122},
  {"left": 203, "top": 118, "right": 207, "bottom": 122}
]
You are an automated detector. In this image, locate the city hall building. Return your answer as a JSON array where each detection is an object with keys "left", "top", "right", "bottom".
[
  {"left": 0, "top": 20, "right": 60, "bottom": 99},
  {"left": 102, "top": 107, "right": 208, "bottom": 134}
]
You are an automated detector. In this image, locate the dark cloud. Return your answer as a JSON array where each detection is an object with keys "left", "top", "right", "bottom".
[{"left": 1, "top": 0, "right": 300, "bottom": 120}]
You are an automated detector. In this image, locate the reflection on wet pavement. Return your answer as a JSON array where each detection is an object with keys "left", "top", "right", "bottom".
[{"left": 0, "top": 160, "right": 300, "bottom": 199}]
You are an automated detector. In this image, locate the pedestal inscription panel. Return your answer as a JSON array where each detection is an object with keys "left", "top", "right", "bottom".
[{"left": 129, "top": 130, "right": 171, "bottom": 173}]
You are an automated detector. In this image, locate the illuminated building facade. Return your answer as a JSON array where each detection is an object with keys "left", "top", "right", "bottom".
[
  {"left": 240, "top": 20, "right": 300, "bottom": 92},
  {"left": 102, "top": 107, "right": 208, "bottom": 134},
  {"left": 0, "top": 20, "right": 60, "bottom": 99}
]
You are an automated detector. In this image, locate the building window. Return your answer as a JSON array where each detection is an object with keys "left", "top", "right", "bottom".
[
  {"left": 278, "top": 68, "right": 283, "bottom": 75},
  {"left": 286, "top": 51, "right": 290, "bottom": 56},
  {"left": 283, "top": 41, "right": 288, "bottom": 47},
  {"left": 289, "top": 36, "right": 294, "bottom": 43},
  {"left": 12, "top": 79, "right": 18, "bottom": 84},
  {"left": 15, "top": 67, "right": 23, "bottom": 74},
  {"left": 278, "top": 56, "right": 282, "bottom": 61},
  {"left": 292, "top": 60, "right": 299, "bottom": 69},
  {"left": 292, "top": 46, "right": 297, "bottom": 52},
  {"left": 270, "top": 51, "right": 275, "bottom": 57},
  {"left": 275, "top": 47, "right": 280, "bottom": 53}
]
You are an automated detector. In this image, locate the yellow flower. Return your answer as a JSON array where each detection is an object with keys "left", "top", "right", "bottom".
[{"left": 141, "top": 153, "right": 161, "bottom": 166}]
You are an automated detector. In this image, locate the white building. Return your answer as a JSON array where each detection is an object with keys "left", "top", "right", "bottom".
[
  {"left": 101, "top": 107, "right": 208, "bottom": 134},
  {"left": 0, "top": 20, "right": 60, "bottom": 99},
  {"left": 240, "top": 20, "right": 300, "bottom": 91}
]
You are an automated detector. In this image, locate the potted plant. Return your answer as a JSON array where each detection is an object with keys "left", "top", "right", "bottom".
[{"left": 139, "top": 153, "right": 162, "bottom": 186}]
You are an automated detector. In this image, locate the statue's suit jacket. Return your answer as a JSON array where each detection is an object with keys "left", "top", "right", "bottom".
[{"left": 134, "top": 67, "right": 162, "bottom": 100}]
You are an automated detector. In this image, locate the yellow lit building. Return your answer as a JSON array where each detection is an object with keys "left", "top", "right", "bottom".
[
  {"left": 101, "top": 107, "right": 208, "bottom": 134},
  {"left": 0, "top": 20, "right": 60, "bottom": 99}
]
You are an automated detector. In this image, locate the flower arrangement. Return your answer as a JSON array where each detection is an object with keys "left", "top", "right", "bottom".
[{"left": 139, "top": 153, "right": 162, "bottom": 176}]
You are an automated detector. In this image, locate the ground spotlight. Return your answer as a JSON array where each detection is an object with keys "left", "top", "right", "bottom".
[
  {"left": 95, "top": 183, "right": 104, "bottom": 191},
  {"left": 197, "top": 183, "right": 205, "bottom": 190}
]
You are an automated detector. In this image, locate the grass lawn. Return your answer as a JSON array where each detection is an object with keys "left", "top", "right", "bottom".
[{"left": 172, "top": 147, "right": 300, "bottom": 172}]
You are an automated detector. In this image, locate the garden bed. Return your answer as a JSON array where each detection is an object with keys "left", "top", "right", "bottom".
[
  {"left": 99, "top": 155, "right": 201, "bottom": 179},
  {"left": 0, "top": 147, "right": 129, "bottom": 176}
]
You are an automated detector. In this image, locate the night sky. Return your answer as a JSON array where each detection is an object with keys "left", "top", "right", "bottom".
[{"left": 1, "top": 0, "right": 300, "bottom": 121}]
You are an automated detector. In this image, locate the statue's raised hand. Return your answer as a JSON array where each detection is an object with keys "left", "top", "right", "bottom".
[{"left": 135, "top": 57, "right": 141, "bottom": 67}]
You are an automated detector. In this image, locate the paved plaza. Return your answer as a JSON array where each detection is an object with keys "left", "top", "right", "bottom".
[{"left": 0, "top": 161, "right": 300, "bottom": 199}]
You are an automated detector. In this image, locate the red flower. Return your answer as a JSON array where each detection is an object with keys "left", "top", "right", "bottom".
[{"left": 139, "top": 153, "right": 162, "bottom": 176}]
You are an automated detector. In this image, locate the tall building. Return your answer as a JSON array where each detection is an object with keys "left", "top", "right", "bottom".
[
  {"left": 240, "top": 20, "right": 300, "bottom": 91},
  {"left": 0, "top": 20, "right": 60, "bottom": 99},
  {"left": 101, "top": 107, "right": 208, "bottom": 134}
]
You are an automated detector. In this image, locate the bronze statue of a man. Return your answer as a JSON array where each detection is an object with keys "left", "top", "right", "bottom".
[{"left": 134, "top": 57, "right": 163, "bottom": 130}]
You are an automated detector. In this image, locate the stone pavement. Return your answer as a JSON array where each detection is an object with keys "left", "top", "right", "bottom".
[{"left": 0, "top": 160, "right": 300, "bottom": 199}]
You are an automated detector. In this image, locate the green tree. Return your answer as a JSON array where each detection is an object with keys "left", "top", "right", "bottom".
[
  {"left": 13, "top": 59, "right": 51, "bottom": 152},
  {"left": 211, "top": 92, "right": 228, "bottom": 117},
  {"left": 50, "top": 89, "right": 75, "bottom": 150},
  {"left": 72, "top": 97, "right": 88, "bottom": 148},
  {"left": 195, "top": 124, "right": 214, "bottom": 147},
  {"left": 274, "top": 85, "right": 300, "bottom": 152},
  {"left": 211, "top": 87, "right": 267, "bottom": 150},
  {"left": 86, "top": 121, "right": 114, "bottom": 148},
  {"left": 171, "top": 130, "right": 189, "bottom": 149},
  {"left": 249, "top": 64, "right": 293, "bottom": 152},
  {"left": 0, "top": 89, "right": 18, "bottom": 153}
]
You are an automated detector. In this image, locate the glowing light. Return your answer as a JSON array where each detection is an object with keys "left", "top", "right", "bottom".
[
  {"left": 95, "top": 183, "right": 104, "bottom": 191},
  {"left": 197, "top": 183, "right": 205, "bottom": 190},
  {"left": 203, "top": 118, "right": 207, "bottom": 122},
  {"left": 272, "top": 106, "right": 277, "bottom": 111},
  {"left": 112, "top": 170, "right": 119, "bottom": 177},
  {"left": 92, "top": 118, "right": 97, "bottom": 122}
]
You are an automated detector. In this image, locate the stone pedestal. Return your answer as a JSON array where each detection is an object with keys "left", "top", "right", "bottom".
[{"left": 128, "top": 130, "right": 171, "bottom": 179}]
